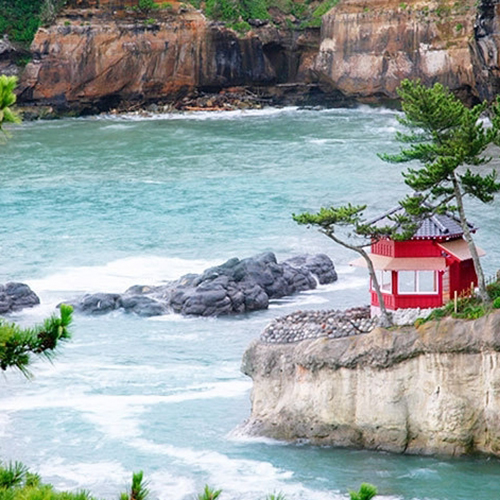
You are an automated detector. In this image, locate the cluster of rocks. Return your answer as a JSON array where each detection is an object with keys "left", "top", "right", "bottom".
[
  {"left": 70, "top": 252, "right": 337, "bottom": 317},
  {"left": 260, "top": 306, "right": 378, "bottom": 343},
  {"left": 0, "top": 282, "right": 40, "bottom": 314}
]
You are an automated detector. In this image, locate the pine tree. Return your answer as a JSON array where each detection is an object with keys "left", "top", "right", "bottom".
[
  {"left": 380, "top": 79, "right": 500, "bottom": 303},
  {"left": 293, "top": 204, "right": 414, "bottom": 327}
]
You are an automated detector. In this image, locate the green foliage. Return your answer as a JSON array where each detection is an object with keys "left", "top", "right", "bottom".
[
  {"left": 0, "top": 75, "right": 21, "bottom": 133},
  {"left": 349, "top": 483, "right": 378, "bottom": 500},
  {"left": 487, "top": 281, "right": 500, "bottom": 300},
  {"left": 380, "top": 79, "right": 500, "bottom": 303},
  {"left": 493, "top": 297, "right": 500, "bottom": 309},
  {"left": 197, "top": 486, "right": 222, "bottom": 500},
  {"left": 120, "top": 471, "right": 149, "bottom": 500},
  {"left": 417, "top": 295, "right": 490, "bottom": 324},
  {"left": 0, "top": 0, "right": 44, "bottom": 45},
  {"left": 294, "top": 203, "right": 398, "bottom": 327},
  {"left": 228, "top": 20, "right": 252, "bottom": 32},
  {"left": 312, "top": 0, "right": 338, "bottom": 18},
  {"left": 381, "top": 80, "right": 500, "bottom": 208},
  {"left": 133, "top": 0, "right": 160, "bottom": 14},
  {"left": 205, "top": 0, "right": 269, "bottom": 23},
  {"left": 0, "top": 304, "right": 73, "bottom": 377},
  {"left": 0, "top": 463, "right": 29, "bottom": 489},
  {"left": 0, "top": 461, "right": 95, "bottom": 500},
  {"left": 265, "top": 493, "right": 286, "bottom": 500},
  {"left": 0, "top": 0, "right": 66, "bottom": 45}
]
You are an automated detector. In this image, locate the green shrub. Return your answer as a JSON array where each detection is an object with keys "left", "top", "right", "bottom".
[
  {"left": 312, "top": 0, "right": 339, "bottom": 18},
  {"left": 487, "top": 281, "right": 500, "bottom": 300},
  {"left": 229, "top": 20, "right": 252, "bottom": 32},
  {"left": 120, "top": 471, "right": 149, "bottom": 500},
  {"left": 0, "top": 0, "right": 67, "bottom": 46},
  {"left": 197, "top": 486, "right": 222, "bottom": 500},
  {"left": 349, "top": 483, "right": 378, "bottom": 500},
  {"left": 133, "top": 0, "right": 160, "bottom": 14},
  {"left": 493, "top": 297, "right": 500, "bottom": 309}
]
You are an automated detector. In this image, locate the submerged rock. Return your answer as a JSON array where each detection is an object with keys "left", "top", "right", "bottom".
[
  {"left": 70, "top": 252, "right": 337, "bottom": 317},
  {"left": 0, "top": 282, "right": 40, "bottom": 314}
]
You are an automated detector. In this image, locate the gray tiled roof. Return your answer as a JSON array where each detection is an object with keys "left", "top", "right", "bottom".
[{"left": 369, "top": 205, "right": 474, "bottom": 240}]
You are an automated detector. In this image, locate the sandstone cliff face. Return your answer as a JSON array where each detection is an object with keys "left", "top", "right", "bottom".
[
  {"left": 241, "top": 311, "right": 500, "bottom": 456},
  {"left": 18, "top": 6, "right": 321, "bottom": 111},
  {"left": 315, "top": 0, "right": 484, "bottom": 101}
]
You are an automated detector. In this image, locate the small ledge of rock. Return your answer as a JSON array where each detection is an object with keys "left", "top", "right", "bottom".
[
  {"left": 69, "top": 252, "right": 337, "bottom": 317},
  {"left": 0, "top": 282, "right": 40, "bottom": 314}
]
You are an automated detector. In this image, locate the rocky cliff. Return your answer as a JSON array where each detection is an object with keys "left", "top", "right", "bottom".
[
  {"left": 17, "top": 4, "right": 327, "bottom": 112},
  {"left": 241, "top": 311, "right": 500, "bottom": 456},
  {"left": 9, "top": 0, "right": 500, "bottom": 110},
  {"left": 315, "top": 0, "right": 500, "bottom": 102}
]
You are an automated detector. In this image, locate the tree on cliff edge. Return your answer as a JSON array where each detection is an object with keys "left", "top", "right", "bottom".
[
  {"left": 380, "top": 79, "right": 500, "bottom": 303},
  {"left": 293, "top": 204, "right": 415, "bottom": 327}
]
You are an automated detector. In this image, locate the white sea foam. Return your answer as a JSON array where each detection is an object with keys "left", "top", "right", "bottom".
[
  {"left": 130, "top": 440, "right": 349, "bottom": 500},
  {"left": 308, "top": 138, "right": 347, "bottom": 145},
  {"left": 27, "top": 255, "right": 221, "bottom": 296},
  {"left": 96, "top": 107, "right": 300, "bottom": 123},
  {"left": 1, "top": 380, "right": 252, "bottom": 440},
  {"left": 0, "top": 414, "right": 10, "bottom": 438},
  {"left": 37, "top": 460, "right": 128, "bottom": 495},
  {"left": 147, "top": 471, "right": 197, "bottom": 500}
]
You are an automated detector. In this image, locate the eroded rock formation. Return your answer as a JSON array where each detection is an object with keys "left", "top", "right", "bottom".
[
  {"left": 315, "top": 0, "right": 480, "bottom": 101},
  {"left": 70, "top": 252, "right": 337, "bottom": 317},
  {"left": 18, "top": 5, "right": 325, "bottom": 112},
  {"left": 241, "top": 311, "right": 500, "bottom": 456}
]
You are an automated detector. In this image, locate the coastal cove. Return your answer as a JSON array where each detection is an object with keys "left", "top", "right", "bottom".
[{"left": 1, "top": 106, "right": 500, "bottom": 500}]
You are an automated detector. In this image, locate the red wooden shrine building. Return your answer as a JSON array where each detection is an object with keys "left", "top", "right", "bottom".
[{"left": 352, "top": 206, "right": 485, "bottom": 315}]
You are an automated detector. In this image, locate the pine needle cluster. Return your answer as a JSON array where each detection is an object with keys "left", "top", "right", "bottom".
[{"left": 0, "top": 304, "right": 73, "bottom": 377}]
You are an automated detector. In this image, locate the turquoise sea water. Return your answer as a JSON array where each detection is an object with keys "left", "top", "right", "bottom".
[{"left": 1, "top": 106, "right": 500, "bottom": 500}]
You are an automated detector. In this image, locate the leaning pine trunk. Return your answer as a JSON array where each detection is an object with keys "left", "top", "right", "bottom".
[
  {"left": 323, "top": 229, "right": 393, "bottom": 327},
  {"left": 452, "top": 176, "right": 490, "bottom": 303}
]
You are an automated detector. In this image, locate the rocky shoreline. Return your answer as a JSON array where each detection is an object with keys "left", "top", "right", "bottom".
[{"left": 69, "top": 252, "right": 337, "bottom": 317}]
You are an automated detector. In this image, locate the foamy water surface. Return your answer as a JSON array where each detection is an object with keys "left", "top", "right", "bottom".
[{"left": 0, "top": 107, "right": 499, "bottom": 500}]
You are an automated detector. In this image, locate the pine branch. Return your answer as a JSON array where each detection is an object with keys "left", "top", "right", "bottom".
[{"left": 0, "top": 304, "right": 73, "bottom": 377}]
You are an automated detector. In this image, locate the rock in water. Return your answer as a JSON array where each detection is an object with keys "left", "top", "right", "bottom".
[
  {"left": 0, "top": 282, "right": 40, "bottom": 314},
  {"left": 70, "top": 252, "right": 337, "bottom": 317}
]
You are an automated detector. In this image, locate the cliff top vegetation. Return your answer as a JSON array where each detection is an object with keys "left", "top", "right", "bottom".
[{"left": 0, "top": 0, "right": 338, "bottom": 50}]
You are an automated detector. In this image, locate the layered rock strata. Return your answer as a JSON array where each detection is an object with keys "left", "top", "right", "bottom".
[
  {"left": 18, "top": 6, "right": 327, "bottom": 112},
  {"left": 315, "top": 0, "right": 489, "bottom": 102},
  {"left": 241, "top": 311, "right": 500, "bottom": 456},
  {"left": 70, "top": 252, "right": 337, "bottom": 317}
]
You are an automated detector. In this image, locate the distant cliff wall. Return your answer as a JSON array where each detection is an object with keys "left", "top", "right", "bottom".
[
  {"left": 13, "top": 0, "right": 500, "bottom": 110},
  {"left": 17, "top": 6, "right": 323, "bottom": 112},
  {"left": 315, "top": 0, "right": 481, "bottom": 101},
  {"left": 241, "top": 312, "right": 500, "bottom": 456}
]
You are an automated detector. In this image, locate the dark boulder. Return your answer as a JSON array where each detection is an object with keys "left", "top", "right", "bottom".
[
  {"left": 0, "top": 282, "right": 40, "bottom": 314},
  {"left": 72, "top": 293, "right": 121, "bottom": 314},
  {"left": 69, "top": 252, "right": 337, "bottom": 317}
]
